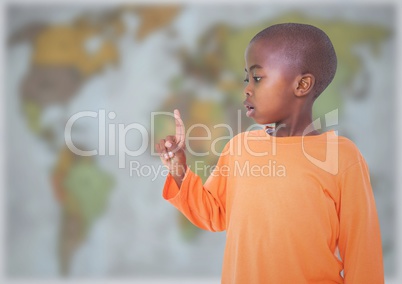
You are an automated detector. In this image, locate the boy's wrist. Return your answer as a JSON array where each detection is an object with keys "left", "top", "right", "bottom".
[
  {"left": 171, "top": 164, "right": 187, "bottom": 179},
  {"left": 170, "top": 164, "right": 187, "bottom": 183}
]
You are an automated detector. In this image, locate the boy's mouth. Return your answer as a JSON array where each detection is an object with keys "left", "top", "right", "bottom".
[{"left": 243, "top": 101, "right": 255, "bottom": 117}]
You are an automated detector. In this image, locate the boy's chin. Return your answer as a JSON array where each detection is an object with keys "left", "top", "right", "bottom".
[{"left": 253, "top": 117, "right": 274, "bottom": 125}]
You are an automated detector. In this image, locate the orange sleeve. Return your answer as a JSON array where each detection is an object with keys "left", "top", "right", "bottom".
[
  {"left": 338, "top": 158, "right": 384, "bottom": 283},
  {"left": 162, "top": 144, "right": 229, "bottom": 232}
]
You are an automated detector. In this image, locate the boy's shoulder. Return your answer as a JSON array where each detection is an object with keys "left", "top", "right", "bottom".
[
  {"left": 300, "top": 130, "right": 368, "bottom": 173},
  {"left": 335, "top": 133, "right": 368, "bottom": 169},
  {"left": 227, "top": 128, "right": 367, "bottom": 169},
  {"left": 336, "top": 133, "right": 362, "bottom": 154},
  {"left": 227, "top": 128, "right": 363, "bottom": 151}
]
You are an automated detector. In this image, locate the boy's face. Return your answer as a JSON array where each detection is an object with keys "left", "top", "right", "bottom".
[{"left": 243, "top": 39, "right": 298, "bottom": 125}]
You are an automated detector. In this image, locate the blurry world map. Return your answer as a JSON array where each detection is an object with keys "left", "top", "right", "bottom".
[{"left": 6, "top": 3, "right": 395, "bottom": 279}]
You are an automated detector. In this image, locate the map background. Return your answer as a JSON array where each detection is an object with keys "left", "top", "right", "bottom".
[{"left": 2, "top": 0, "right": 399, "bottom": 282}]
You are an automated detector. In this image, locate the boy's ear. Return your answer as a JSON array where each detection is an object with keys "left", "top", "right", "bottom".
[{"left": 294, "top": 74, "right": 315, "bottom": 97}]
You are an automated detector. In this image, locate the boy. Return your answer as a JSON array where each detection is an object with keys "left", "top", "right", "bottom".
[{"left": 155, "top": 23, "right": 384, "bottom": 283}]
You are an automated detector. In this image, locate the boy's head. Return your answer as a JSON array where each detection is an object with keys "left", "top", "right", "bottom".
[
  {"left": 244, "top": 23, "right": 337, "bottom": 125},
  {"left": 250, "top": 23, "right": 337, "bottom": 98}
]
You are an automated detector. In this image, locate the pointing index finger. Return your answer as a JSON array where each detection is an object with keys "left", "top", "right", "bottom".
[{"left": 174, "top": 109, "right": 185, "bottom": 150}]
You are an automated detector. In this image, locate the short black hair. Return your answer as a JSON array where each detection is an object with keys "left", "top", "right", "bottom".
[{"left": 251, "top": 23, "right": 337, "bottom": 98}]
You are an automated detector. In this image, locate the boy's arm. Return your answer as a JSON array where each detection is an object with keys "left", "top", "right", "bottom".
[
  {"left": 156, "top": 109, "right": 227, "bottom": 232},
  {"left": 337, "top": 157, "right": 384, "bottom": 283},
  {"left": 162, "top": 143, "right": 229, "bottom": 232}
]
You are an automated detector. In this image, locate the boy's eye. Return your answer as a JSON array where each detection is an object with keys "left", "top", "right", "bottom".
[{"left": 243, "top": 76, "right": 262, "bottom": 83}]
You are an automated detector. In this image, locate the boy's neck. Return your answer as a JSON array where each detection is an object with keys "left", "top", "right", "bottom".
[{"left": 270, "top": 106, "right": 319, "bottom": 137}]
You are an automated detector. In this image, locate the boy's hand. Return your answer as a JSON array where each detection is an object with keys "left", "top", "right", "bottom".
[{"left": 155, "top": 109, "right": 187, "bottom": 185}]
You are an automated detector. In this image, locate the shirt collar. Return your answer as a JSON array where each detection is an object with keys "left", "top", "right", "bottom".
[{"left": 264, "top": 125, "right": 275, "bottom": 134}]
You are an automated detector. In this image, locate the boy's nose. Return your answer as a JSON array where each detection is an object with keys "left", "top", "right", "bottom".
[{"left": 244, "top": 86, "right": 252, "bottom": 97}]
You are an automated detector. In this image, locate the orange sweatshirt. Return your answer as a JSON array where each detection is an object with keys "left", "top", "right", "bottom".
[{"left": 162, "top": 129, "right": 384, "bottom": 283}]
